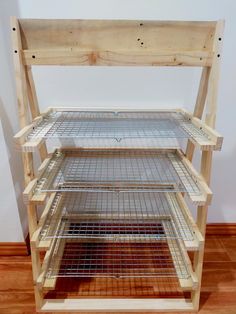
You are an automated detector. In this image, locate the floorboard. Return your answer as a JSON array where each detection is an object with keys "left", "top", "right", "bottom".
[{"left": 0, "top": 236, "right": 235, "bottom": 313}]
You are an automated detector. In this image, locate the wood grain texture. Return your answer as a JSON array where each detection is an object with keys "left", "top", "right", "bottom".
[
  {"left": 0, "top": 235, "right": 236, "bottom": 313},
  {"left": 206, "top": 223, "right": 236, "bottom": 236},
  {"left": 0, "top": 243, "right": 28, "bottom": 256},
  {"left": 18, "top": 19, "right": 216, "bottom": 67}
]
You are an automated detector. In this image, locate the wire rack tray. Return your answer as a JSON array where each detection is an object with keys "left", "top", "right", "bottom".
[
  {"left": 46, "top": 222, "right": 190, "bottom": 279},
  {"left": 35, "top": 150, "right": 200, "bottom": 196},
  {"left": 27, "top": 110, "right": 210, "bottom": 144},
  {"left": 40, "top": 192, "right": 194, "bottom": 242}
]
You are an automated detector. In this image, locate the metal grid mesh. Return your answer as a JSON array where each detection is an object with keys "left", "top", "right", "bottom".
[
  {"left": 35, "top": 150, "right": 200, "bottom": 196},
  {"left": 27, "top": 110, "right": 210, "bottom": 144},
  {"left": 46, "top": 222, "right": 190, "bottom": 279},
  {"left": 40, "top": 192, "right": 194, "bottom": 242}
]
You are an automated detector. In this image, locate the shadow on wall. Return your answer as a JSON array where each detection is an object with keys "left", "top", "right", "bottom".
[{"left": 0, "top": 1, "right": 28, "bottom": 237}]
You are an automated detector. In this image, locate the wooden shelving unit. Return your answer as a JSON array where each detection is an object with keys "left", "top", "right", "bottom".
[{"left": 12, "top": 17, "right": 224, "bottom": 312}]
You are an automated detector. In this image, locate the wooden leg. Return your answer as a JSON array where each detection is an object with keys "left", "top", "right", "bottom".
[
  {"left": 27, "top": 204, "right": 43, "bottom": 310},
  {"left": 191, "top": 205, "right": 208, "bottom": 311},
  {"left": 191, "top": 150, "right": 212, "bottom": 310},
  {"left": 22, "top": 152, "right": 34, "bottom": 185}
]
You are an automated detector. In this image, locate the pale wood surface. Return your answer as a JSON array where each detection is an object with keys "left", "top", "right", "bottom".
[
  {"left": 11, "top": 17, "right": 224, "bottom": 313},
  {"left": 18, "top": 19, "right": 216, "bottom": 67},
  {"left": 0, "top": 235, "right": 235, "bottom": 313}
]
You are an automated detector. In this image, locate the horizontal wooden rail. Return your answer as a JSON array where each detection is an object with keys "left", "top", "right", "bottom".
[{"left": 22, "top": 49, "right": 213, "bottom": 67}]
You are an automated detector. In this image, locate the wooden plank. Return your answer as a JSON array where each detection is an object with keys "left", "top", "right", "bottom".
[
  {"left": 14, "top": 108, "right": 52, "bottom": 151},
  {"left": 180, "top": 108, "right": 223, "bottom": 151},
  {"left": 190, "top": 20, "right": 224, "bottom": 311},
  {"left": 31, "top": 193, "right": 57, "bottom": 250},
  {"left": 19, "top": 19, "right": 215, "bottom": 51},
  {"left": 37, "top": 239, "right": 56, "bottom": 289},
  {"left": 25, "top": 66, "right": 40, "bottom": 118},
  {"left": 23, "top": 178, "right": 38, "bottom": 204},
  {"left": 11, "top": 17, "right": 29, "bottom": 128},
  {"left": 53, "top": 107, "right": 179, "bottom": 112},
  {"left": 185, "top": 67, "right": 211, "bottom": 161},
  {"left": 43, "top": 238, "right": 66, "bottom": 290},
  {"left": 41, "top": 298, "right": 194, "bottom": 311},
  {"left": 174, "top": 193, "right": 204, "bottom": 250},
  {"left": 205, "top": 20, "right": 225, "bottom": 128},
  {"left": 22, "top": 49, "right": 213, "bottom": 66},
  {"left": 174, "top": 150, "right": 212, "bottom": 205},
  {"left": 25, "top": 66, "right": 48, "bottom": 160}
]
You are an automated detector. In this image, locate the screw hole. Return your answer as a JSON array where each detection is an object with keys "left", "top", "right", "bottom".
[
  {"left": 12, "top": 27, "right": 16, "bottom": 31},
  {"left": 14, "top": 50, "right": 17, "bottom": 53},
  {"left": 200, "top": 57, "right": 202, "bottom": 60},
  {"left": 140, "top": 23, "right": 143, "bottom": 26},
  {"left": 137, "top": 38, "right": 140, "bottom": 41},
  {"left": 141, "top": 42, "right": 144, "bottom": 45},
  {"left": 217, "top": 54, "right": 220, "bottom": 58},
  {"left": 218, "top": 37, "right": 222, "bottom": 41},
  {"left": 32, "top": 55, "right": 35, "bottom": 59}
]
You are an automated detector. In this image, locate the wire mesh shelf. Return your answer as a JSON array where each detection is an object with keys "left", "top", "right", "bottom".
[
  {"left": 46, "top": 223, "right": 190, "bottom": 279},
  {"left": 39, "top": 192, "right": 194, "bottom": 242},
  {"left": 35, "top": 150, "right": 201, "bottom": 196},
  {"left": 26, "top": 110, "right": 210, "bottom": 148}
]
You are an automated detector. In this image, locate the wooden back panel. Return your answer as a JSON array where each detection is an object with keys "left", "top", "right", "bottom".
[{"left": 18, "top": 19, "right": 217, "bottom": 66}]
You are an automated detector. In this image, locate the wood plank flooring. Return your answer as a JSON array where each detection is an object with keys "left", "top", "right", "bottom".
[{"left": 0, "top": 235, "right": 235, "bottom": 314}]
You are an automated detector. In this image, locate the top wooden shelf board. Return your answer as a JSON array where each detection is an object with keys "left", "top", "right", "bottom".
[{"left": 15, "top": 19, "right": 218, "bottom": 66}]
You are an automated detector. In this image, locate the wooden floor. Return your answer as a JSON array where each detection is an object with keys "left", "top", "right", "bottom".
[{"left": 0, "top": 235, "right": 236, "bottom": 314}]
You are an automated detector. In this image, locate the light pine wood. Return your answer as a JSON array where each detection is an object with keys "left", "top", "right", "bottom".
[
  {"left": 11, "top": 17, "right": 224, "bottom": 312},
  {"left": 11, "top": 17, "right": 29, "bottom": 128},
  {"left": 41, "top": 298, "right": 194, "bottom": 312},
  {"left": 205, "top": 20, "right": 224, "bottom": 128},
  {"left": 25, "top": 66, "right": 48, "bottom": 160},
  {"left": 22, "top": 49, "right": 213, "bottom": 67},
  {"left": 185, "top": 67, "right": 211, "bottom": 161},
  {"left": 180, "top": 108, "right": 223, "bottom": 151},
  {"left": 18, "top": 19, "right": 216, "bottom": 67}
]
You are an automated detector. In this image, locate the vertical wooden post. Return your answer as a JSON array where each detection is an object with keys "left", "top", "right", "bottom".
[
  {"left": 191, "top": 20, "right": 224, "bottom": 311},
  {"left": 11, "top": 17, "right": 35, "bottom": 184},
  {"left": 192, "top": 151, "right": 212, "bottom": 310},
  {"left": 28, "top": 204, "right": 43, "bottom": 310},
  {"left": 11, "top": 16, "right": 43, "bottom": 309},
  {"left": 25, "top": 66, "right": 48, "bottom": 160},
  {"left": 205, "top": 20, "right": 225, "bottom": 128},
  {"left": 185, "top": 67, "right": 210, "bottom": 161}
]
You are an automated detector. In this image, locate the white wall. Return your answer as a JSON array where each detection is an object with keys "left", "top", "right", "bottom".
[
  {"left": 0, "top": 0, "right": 235, "bottom": 241},
  {"left": 0, "top": 0, "right": 25, "bottom": 241}
]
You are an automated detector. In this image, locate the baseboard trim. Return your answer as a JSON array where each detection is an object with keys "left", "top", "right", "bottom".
[
  {"left": 206, "top": 223, "right": 236, "bottom": 236},
  {"left": 0, "top": 242, "right": 28, "bottom": 256},
  {"left": 0, "top": 234, "right": 30, "bottom": 256}
]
